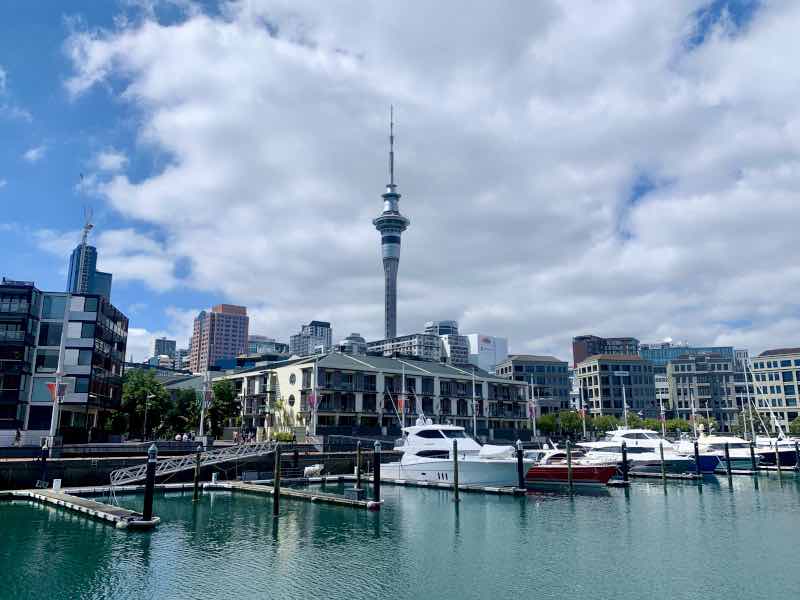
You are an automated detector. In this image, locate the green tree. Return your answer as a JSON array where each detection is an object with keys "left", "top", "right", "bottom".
[
  {"left": 590, "top": 415, "right": 620, "bottom": 434},
  {"left": 207, "top": 381, "right": 241, "bottom": 438},
  {"left": 789, "top": 416, "right": 800, "bottom": 436},
  {"left": 558, "top": 410, "right": 583, "bottom": 436},
  {"left": 695, "top": 416, "right": 718, "bottom": 434},
  {"left": 642, "top": 418, "right": 662, "bottom": 432},
  {"left": 626, "top": 412, "right": 643, "bottom": 428},
  {"left": 666, "top": 418, "right": 691, "bottom": 433},
  {"left": 537, "top": 413, "right": 558, "bottom": 435},
  {"left": 162, "top": 389, "right": 200, "bottom": 438},
  {"left": 121, "top": 369, "right": 170, "bottom": 439}
]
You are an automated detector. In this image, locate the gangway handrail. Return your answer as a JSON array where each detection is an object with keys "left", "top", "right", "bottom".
[{"left": 109, "top": 440, "right": 278, "bottom": 487}]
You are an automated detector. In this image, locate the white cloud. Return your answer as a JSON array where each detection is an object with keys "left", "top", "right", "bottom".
[
  {"left": 23, "top": 145, "right": 46, "bottom": 163},
  {"left": 62, "top": 1, "right": 800, "bottom": 357},
  {"left": 0, "top": 178, "right": 6, "bottom": 189},
  {"left": 0, "top": 66, "right": 6, "bottom": 94},
  {"left": 93, "top": 149, "right": 128, "bottom": 172}
]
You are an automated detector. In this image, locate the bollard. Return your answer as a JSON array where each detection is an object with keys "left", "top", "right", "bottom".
[
  {"left": 774, "top": 443, "right": 782, "bottom": 476},
  {"left": 724, "top": 442, "right": 732, "bottom": 480},
  {"left": 452, "top": 439, "right": 460, "bottom": 503},
  {"left": 272, "top": 444, "right": 281, "bottom": 518},
  {"left": 693, "top": 441, "right": 701, "bottom": 478},
  {"left": 659, "top": 442, "right": 666, "bottom": 483},
  {"left": 355, "top": 441, "right": 362, "bottom": 490},
  {"left": 515, "top": 439, "right": 525, "bottom": 490},
  {"left": 621, "top": 441, "right": 629, "bottom": 483},
  {"left": 192, "top": 444, "right": 202, "bottom": 502},
  {"left": 372, "top": 441, "right": 381, "bottom": 504},
  {"left": 142, "top": 444, "right": 157, "bottom": 521},
  {"left": 794, "top": 442, "right": 800, "bottom": 471},
  {"left": 749, "top": 442, "right": 758, "bottom": 472},
  {"left": 566, "top": 440, "right": 574, "bottom": 491}
]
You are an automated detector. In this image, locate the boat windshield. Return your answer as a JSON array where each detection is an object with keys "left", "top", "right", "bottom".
[
  {"left": 442, "top": 430, "right": 467, "bottom": 438},
  {"left": 708, "top": 442, "right": 749, "bottom": 450}
]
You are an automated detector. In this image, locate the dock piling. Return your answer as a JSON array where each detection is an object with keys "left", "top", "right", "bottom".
[
  {"left": 372, "top": 441, "right": 381, "bottom": 505},
  {"left": 794, "top": 441, "right": 800, "bottom": 471},
  {"left": 659, "top": 442, "right": 666, "bottom": 484},
  {"left": 453, "top": 439, "right": 460, "bottom": 502},
  {"left": 355, "top": 441, "right": 362, "bottom": 490},
  {"left": 774, "top": 443, "right": 782, "bottom": 477},
  {"left": 693, "top": 441, "right": 701, "bottom": 478},
  {"left": 272, "top": 444, "right": 281, "bottom": 518},
  {"left": 724, "top": 442, "right": 732, "bottom": 481},
  {"left": 566, "top": 440, "right": 574, "bottom": 491},
  {"left": 192, "top": 444, "right": 201, "bottom": 502},
  {"left": 621, "top": 441, "right": 629, "bottom": 483},
  {"left": 749, "top": 442, "right": 758, "bottom": 472},
  {"left": 142, "top": 444, "right": 157, "bottom": 521},
  {"left": 515, "top": 439, "right": 525, "bottom": 490}
]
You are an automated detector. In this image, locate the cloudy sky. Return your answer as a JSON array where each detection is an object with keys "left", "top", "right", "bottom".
[{"left": 1, "top": 0, "right": 797, "bottom": 362}]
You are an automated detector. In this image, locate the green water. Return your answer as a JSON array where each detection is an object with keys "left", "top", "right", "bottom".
[{"left": 1, "top": 475, "right": 799, "bottom": 600}]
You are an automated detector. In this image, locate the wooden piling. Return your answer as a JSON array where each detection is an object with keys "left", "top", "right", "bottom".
[
  {"left": 272, "top": 444, "right": 281, "bottom": 518},
  {"left": 724, "top": 442, "right": 732, "bottom": 481},
  {"left": 659, "top": 442, "right": 666, "bottom": 483},
  {"left": 621, "top": 441, "right": 629, "bottom": 483},
  {"left": 355, "top": 441, "right": 362, "bottom": 490},
  {"left": 566, "top": 440, "right": 574, "bottom": 491},
  {"left": 693, "top": 441, "right": 701, "bottom": 478},
  {"left": 749, "top": 442, "right": 759, "bottom": 472},
  {"left": 794, "top": 441, "right": 800, "bottom": 471},
  {"left": 142, "top": 444, "right": 157, "bottom": 522},
  {"left": 515, "top": 440, "right": 525, "bottom": 490},
  {"left": 372, "top": 441, "right": 381, "bottom": 505},
  {"left": 774, "top": 443, "right": 782, "bottom": 476},
  {"left": 453, "top": 439, "right": 460, "bottom": 502},
  {"left": 192, "top": 444, "right": 202, "bottom": 502}
]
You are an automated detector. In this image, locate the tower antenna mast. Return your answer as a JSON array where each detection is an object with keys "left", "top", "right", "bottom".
[{"left": 389, "top": 105, "right": 395, "bottom": 187}]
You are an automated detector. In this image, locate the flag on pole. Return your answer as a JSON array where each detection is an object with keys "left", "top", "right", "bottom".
[
  {"left": 46, "top": 383, "right": 68, "bottom": 402},
  {"left": 307, "top": 393, "right": 317, "bottom": 409}
]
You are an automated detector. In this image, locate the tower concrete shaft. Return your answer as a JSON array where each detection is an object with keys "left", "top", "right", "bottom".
[{"left": 373, "top": 107, "right": 409, "bottom": 339}]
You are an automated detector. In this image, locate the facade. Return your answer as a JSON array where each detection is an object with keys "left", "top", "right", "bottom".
[
  {"left": 654, "top": 373, "right": 670, "bottom": 414},
  {"left": 495, "top": 355, "right": 570, "bottom": 415},
  {"left": 639, "top": 341, "right": 735, "bottom": 369},
  {"left": 0, "top": 279, "right": 128, "bottom": 445},
  {"left": 216, "top": 352, "right": 529, "bottom": 437},
  {"left": 373, "top": 114, "right": 410, "bottom": 339},
  {"left": 367, "top": 333, "right": 442, "bottom": 362},
  {"left": 424, "top": 320, "right": 460, "bottom": 336},
  {"left": 572, "top": 335, "right": 639, "bottom": 367},
  {"left": 152, "top": 337, "right": 176, "bottom": 359},
  {"left": 67, "top": 244, "right": 113, "bottom": 301},
  {"left": 466, "top": 333, "right": 508, "bottom": 373},
  {"left": 423, "top": 320, "right": 470, "bottom": 365},
  {"left": 666, "top": 354, "right": 737, "bottom": 431},
  {"left": 575, "top": 354, "right": 657, "bottom": 418},
  {"left": 248, "top": 335, "right": 289, "bottom": 355},
  {"left": 749, "top": 348, "right": 800, "bottom": 432},
  {"left": 288, "top": 321, "right": 332, "bottom": 356},
  {"left": 189, "top": 304, "right": 249, "bottom": 372}
]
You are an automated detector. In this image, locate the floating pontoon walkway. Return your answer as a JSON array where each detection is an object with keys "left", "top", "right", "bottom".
[
  {"left": 628, "top": 472, "right": 701, "bottom": 481},
  {"left": 210, "top": 480, "right": 379, "bottom": 509},
  {"left": 4, "top": 488, "right": 159, "bottom": 529}
]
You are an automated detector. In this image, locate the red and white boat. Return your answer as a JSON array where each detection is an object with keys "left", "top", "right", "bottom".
[{"left": 523, "top": 448, "right": 618, "bottom": 488}]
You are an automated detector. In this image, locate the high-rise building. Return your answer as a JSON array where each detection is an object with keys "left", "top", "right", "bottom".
[
  {"left": 373, "top": 109, "right": 410, "bottom": 339},
  {"left": 748, "top": 349, "right": 800, "bottom": 433},
  {"left": 66, "top": 244, "right": 113, "bottom": 301},
  {"left": 338, "top": 333, "right": 368, "bottom": 355},
  {"left": 0, "top": 278, "right": 128, "bottom": 446},
  {"left": 189, "top": 304, "right": 249, "bottom": 372},
  {"left": 247, "top": 335, "right": 289, "bottom": 355},
  {"left": 288, "top": 321, "right": 332, "bottom": 356},
  {"left": 152, "top": 337, "right": 176, "bottom": 359},
  {"left": 424, "top": 320, "right": 470, "bottom": 365},
  {"left": 367, "top": 333, "right": 442, "bottom": 362},
  {"left": 666, "top": 353, "right": 737, "bottom": 431},
  {"left": 639, "top": 340, "right": 735, "bottom": 370},
  {"left": 572, "top": 335, "right": 639, "bottom": 367},
  {"left": 495, "top": 355, "right": 571, "bottom": 415},
  {"left": 466, "top": 333, "right": 508, "bottom": 373}
]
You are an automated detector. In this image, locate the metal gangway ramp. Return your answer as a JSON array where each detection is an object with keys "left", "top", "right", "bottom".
[{"left": 110, "top": 441, "right": 278, "bottom": 487}]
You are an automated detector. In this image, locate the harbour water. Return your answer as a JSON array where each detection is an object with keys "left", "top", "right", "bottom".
[{"left": 1, "top": 476, "right": 799, "bottom": 600}]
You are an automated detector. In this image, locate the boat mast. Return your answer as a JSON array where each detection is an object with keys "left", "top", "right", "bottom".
[
  {"left": 471, "top": 368, "right": 477, "bottom": 439},
  {"left": 401, "top": 363, "right": 406, "bottom": 429},
  {"left": 689, "top": 385, "right": 698, "bottom": 438},
  {"left": 579, "top": 379, "right": 587, "bottom": 439},
  {"left": 742, "top": 365, "right": 755, "bottom": 440}
]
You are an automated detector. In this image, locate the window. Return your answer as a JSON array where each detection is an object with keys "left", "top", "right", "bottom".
[
  {"left": 416, "top": 429, "right": 445, "bottom": 439},
  {"left": 42, "top": 295, "right": 67, "bottom": 318},
  {"left": 781, "top": 360, "right": 791, "bottom": 367},
  {"left": 38, "top": 323, "right": 63, "bottom": 347},
  {"left": 74, "top": 377, "right": 90, "bottom": 393},
  {"left": 84, "top": 297, "right": 98, "bottom": 312},
  {"left": 289, "top": 373, "right": 296, "bottom": 385},
  {"left": 442, "top": 430, "right": 466, "bottom": 438},
  {"left": 70, "top": 296, "right": 85, "bottom": 312},
  {"left": 288, "top": 394, "right": 295, "bottom": 407},
  {"left": 35, "top": 350, "right": 59, "bottom": 373},
  {"left": 65, "top": 349, "right": 92, "bottom": 366},
  {"left": 782, "top": 371, "right": 794, "bottom": 382}
]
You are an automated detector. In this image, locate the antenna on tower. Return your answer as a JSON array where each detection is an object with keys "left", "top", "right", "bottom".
[{"left": 389, "top": 105, "right": 395, "bottom": 187}]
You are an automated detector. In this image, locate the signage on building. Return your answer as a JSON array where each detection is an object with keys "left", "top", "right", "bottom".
[{"left": 479, "top": 336, "right": 495, "bottom": 352}]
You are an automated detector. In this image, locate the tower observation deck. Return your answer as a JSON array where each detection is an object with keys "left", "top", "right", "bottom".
[{"left": 373, "top": 107, "right": 410, "bottom": 339}]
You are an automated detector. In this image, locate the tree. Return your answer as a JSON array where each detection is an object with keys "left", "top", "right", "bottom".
[
  {"left": 558, "top": 410, "right": 583, "bottom": 436},
  {"left": 162, "top": 389, "right": 200, "bottom": 438},
  {"left": 695, "top": 416, "right": 718, "bottom": 434},
  {"left": 642, "top": 418, "right": 662, "bottom": 432},
  {"left": 121, "top": 370, "right": 170, "bottom": 439},
  {"left": 789, "top": 416, "right": 800, "bottom": 436},
  {"left": 591, "top": 415, "right": 620, "bottom": 434},
  {"left": 207, "top": 381, "right": 241, "bottom": 438},
  {"left": 537, "top": 413, "right": 557, "bottom": 435},
  {"left": 666, "top": 418, "right": 691, "bottom": 433}
]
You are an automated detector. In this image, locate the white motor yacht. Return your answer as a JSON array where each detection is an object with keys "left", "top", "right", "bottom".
[
  {"left": 382, "top": 417, "right": 536, "bottom": 486},
  {"left": 676, "top": 434, "right": 759, "bottom": 471}
]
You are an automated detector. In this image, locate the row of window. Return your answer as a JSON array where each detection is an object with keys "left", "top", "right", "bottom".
[{"left": 753, "top": 358, "right": 800, "bottom": 369}]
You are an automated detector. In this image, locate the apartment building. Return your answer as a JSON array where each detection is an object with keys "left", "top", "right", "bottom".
[
  {"left": 189, "top": 304, "right": 249, "bottom": 372},
  {"left": 666, "top": 353, "right": 737, "bottom": 431},
  {"left": 494, "top": 355, "right": 570, "bottom": 415},
  {"left": 575, "top": 354, "right": 657, "bottom": 418},
  {"left": 748, "top": 348, "right": 800, "bottom": 432}
]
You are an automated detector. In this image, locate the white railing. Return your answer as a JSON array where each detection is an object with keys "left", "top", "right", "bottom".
[{"left": 109, "top": 441, "right": 277, "bottom": 487}]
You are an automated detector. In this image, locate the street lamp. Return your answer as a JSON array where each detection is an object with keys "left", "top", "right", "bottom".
[
  {"left": 614, "top": 371, "right": 630, "bottom": 428},
  {"left": 143, "top": 393, "right": 155, "bottom": 440}
]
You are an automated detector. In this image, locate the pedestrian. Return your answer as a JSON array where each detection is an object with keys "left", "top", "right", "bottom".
[{"left": 182, "top": 433, "right": 189, "bottom": 442}]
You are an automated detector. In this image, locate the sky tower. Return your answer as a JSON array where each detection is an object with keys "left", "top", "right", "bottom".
[{"left": 373, "top": 107, "right": 410, "bottom": 339}]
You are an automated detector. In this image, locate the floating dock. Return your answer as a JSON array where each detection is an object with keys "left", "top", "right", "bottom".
[
  {"left": 208, "top": 480, "right": 379, "bottom": 509},
  {"left": 628, "top": 472, "right": 702, "bottom": 481},
  {"left": 5, "top": 488, "right": 159, "bottom": 529}
]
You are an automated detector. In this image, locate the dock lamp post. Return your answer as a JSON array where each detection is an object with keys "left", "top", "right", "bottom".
[
  {"left": 143, "top": 393, "right": 155, "bottom": 441},
  {"left": 614, "top": 371, "right": 630, "bottom": 428}
]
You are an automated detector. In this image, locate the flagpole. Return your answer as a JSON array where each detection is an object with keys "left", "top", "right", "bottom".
[
  {"left": 401, "top": 364, "right": 406, "bottom": 429},
  {"left": 312, "top": 356, "right": 318, "bottom": 435},
  {"left": 580, "top": 379, "right": 587, "bottom": 439}
]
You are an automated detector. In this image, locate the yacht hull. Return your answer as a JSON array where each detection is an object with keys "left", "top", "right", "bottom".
[
  {"left": 382, "top": 457, "right": 533, "bottom": 487},
  {"left": 756, "top": 448, "right": 798, "bottom": 467},
  {"left": 525, "top": 464, "right": 617, "bottom": 488}
]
